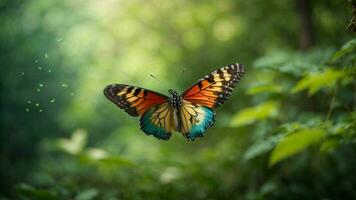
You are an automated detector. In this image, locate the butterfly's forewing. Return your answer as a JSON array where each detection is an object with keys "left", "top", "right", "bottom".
[
  {"left": 179, "top": 100, "right": 215, "bottom": 141},
  {"left": 181, "top": 63, "right": 245, "bottom": 108},
  {"left": 104, "top": 84, "right": 168, "bottom": 116},
  {"left": 104, "top": 84, "right": 175, "bottom": 140},
  {"left": 140, "top": 103, "right": 175, "bottom": 140}
]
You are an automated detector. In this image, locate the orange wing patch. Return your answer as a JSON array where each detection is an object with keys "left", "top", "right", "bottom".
[
  {"left": 104, "top": 84, "right": 168, "bottom": 116},
  {"left": 182, "top": 63, "right": 245, "bottom": 108}
]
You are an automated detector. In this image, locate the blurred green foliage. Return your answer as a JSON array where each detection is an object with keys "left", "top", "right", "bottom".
[
  {"left": 1, "top": 0, "right": 355, "bottom": 199},
  {"left": 269, "top": 128, "right": 326, "bottom": 166}
]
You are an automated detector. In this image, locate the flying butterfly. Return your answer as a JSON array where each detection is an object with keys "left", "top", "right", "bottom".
[{"left": 104, "top": 63, "right": 245, "bottom": 141}]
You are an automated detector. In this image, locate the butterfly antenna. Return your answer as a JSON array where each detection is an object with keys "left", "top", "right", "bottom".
[
  {"left": 175, "top": 67, "right": 186, "bottom": 84},
  {"left": 150, "top": 74, "right": 159, "bottom": 81}
]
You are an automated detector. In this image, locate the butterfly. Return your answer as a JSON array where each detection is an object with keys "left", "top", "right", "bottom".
[{"left": 104, "top": 63, "right": 245, "bottom": 141}]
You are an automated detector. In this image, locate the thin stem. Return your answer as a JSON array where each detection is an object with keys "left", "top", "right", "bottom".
[{"left": 326, "top": 85, "right": 338, "bottom": 121}]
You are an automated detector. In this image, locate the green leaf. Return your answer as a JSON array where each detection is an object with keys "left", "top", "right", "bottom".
[
  {"left": 75, "top": 188, "right": 98, "bottom": 200},
  {"left": 332, "top": 38, "right": 356, "bottom": 62},
  {"left": 291, "top": 68, "right": 345, "bottom": 95},
  {"left": 57, "top": 129, "right": 87, "bottom": 155},
  {"left": 269, "top": 128, "right": 326, "bottom": 166},
  {"left": 254, "top": 48, "right": 334, "bottom": 76},
  {"left": 231, "top": 101, "right": 279, "bottom": 127},
  {"left": 243, "top": 135, "right": 283, "bottom": 161},
  {"left": 246, "top": 84, "right": 283, "bottom": 95},
  {"left": 85, "top": 148, "right": 109, "bottom": 160},
  {"left": 319, "top": 138, "right": 339, "bottom": 152},
  {"left": 15, "top": 183, "right": 58, "bottom": 200}
]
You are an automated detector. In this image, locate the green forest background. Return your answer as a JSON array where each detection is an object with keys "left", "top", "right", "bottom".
[{"left": 1, "top": 0, "right": 356, "bottom": 199}]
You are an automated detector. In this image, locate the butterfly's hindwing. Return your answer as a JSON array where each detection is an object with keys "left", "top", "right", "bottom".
[
  {"left": 182, "top": 63, "right": 245, "bottom": 108},
  {"left": 139, "top": 103, "right": 175, "bottom": 140},
  {"left": 179, "top": 100, "right": 215, "bottom": 141},
  {"left": 104, "top": 84, "right": 168, "bottom": 116}
]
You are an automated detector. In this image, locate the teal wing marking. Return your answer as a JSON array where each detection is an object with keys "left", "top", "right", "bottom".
[
  {"left": 179, "top": 100, "right": 216, "bottom": 141},
  {"left": 139, "top": 103, "right": 174, "bottom": 140}
]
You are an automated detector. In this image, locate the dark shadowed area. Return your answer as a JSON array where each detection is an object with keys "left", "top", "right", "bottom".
[{"left": 1, "top": 0, "right": 355, "bottom": 199}]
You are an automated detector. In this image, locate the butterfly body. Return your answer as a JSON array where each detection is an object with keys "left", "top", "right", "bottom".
[
  {"left": 166, "top": 90, "right": 182, "bottom": 132},
  {"left": 167, "top": 89, "right": 182, "bottom": 109},
  {"left": 104, "top": 63, "right": 245, "bottom": 141}
]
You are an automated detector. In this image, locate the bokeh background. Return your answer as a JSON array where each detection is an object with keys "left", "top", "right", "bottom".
[{"left": 1, "top": 0, "right": 356, "bottom": 199}]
